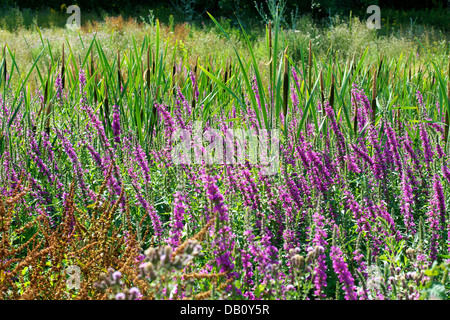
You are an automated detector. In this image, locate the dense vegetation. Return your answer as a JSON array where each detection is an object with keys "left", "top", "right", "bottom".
[
  {"left": 0, "top": 0, "right": 450, "bottom": 300},
  {"left": 1, "top": 0, "right": 449, "bottom": 33}
]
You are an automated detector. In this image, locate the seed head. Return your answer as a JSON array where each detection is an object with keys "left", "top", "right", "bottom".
[{"left": 291, "top": 254, "right": 305, "bottom": 270}]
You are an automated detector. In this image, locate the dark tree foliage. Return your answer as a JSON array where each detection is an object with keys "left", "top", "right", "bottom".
[
  {"left": 378, "top": 0, "right": 447, "bottom": 10},
  {"left": 1, "top": 0, "right": 447, "bottom": 15},
  {"left": 1, "top": 0, "right": 153, "bottom": 13}
]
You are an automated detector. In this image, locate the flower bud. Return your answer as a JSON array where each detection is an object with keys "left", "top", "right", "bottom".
[
  {"left": 148, "top": 269, "right": 156, "bottom": 281},
  {"left": 140, "top": 262, "right": 155, "bottom": 280},
  {"left": 164, "top": 245, "right": 172, "bottom": 257},
  {"left": 291, "top": 254, "right": 305, "bottom": 270},
  {"left": 129, "top": 287, "right": 140, "bottom": 300},
  {"left": 289, "top": 249, "right": 295, "bottom": 257},
  {"left": 110, "top": 271, "right": 122, "bottom": 285},
  {"left": 400, "top": 276, "right": 406, "bottom": 288},
  {"left": 285, "top": 284, "right": 295, "bottom": 291},
  {"left": 406, "top": 248, "right": 416, "bottom": 260},
  {"left": 313, "top": 247, "right": 320, "bottom": 260},
  {"left": 107, "top": 267, "right": 115, "bottom": 277},
  {"left": 99, "top": 272, "right": 107, "bottom": 281},
  {"left": 115, "top": 292, "right": 126, "bottom": 300},
  {"left": 112, "top": 271, "right": 122, "bottom": 281},
  {"left": 146, "top": 247, "right": 160, "bottom": 264},
  {"left": 138, "top": 263, "right": 147, "bottom": 278},
  {"left": 305, "top": 252, "right": 314, "bottom": 265},
  {"left": 408, "top": 285, "right": 414, "bottom": 295}
]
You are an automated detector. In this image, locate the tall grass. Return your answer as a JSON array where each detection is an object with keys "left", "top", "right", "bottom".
[{"left": 0, "top": 10, "right": 449, "bottom": 300}]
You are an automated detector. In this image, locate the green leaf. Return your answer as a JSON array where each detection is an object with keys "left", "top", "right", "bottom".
[{"left": 255, "top": 284, "right": 265, "bottom": 297}]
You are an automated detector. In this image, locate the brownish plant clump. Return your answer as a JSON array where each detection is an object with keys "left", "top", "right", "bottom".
[
  {"left": 1, "top": 170, "right": 235, "bottom": 300},
  {"left": 0, "top": 168, "right": 145, "bottom": 300}
]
